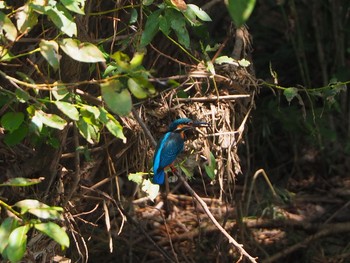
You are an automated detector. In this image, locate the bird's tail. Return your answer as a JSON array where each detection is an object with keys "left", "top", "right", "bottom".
[{"left": 153, "top": 170, "right": 165, "bottom": 184}]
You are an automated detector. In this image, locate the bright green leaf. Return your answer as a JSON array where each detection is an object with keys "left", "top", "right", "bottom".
[
  {"left": 129, "top": 52, "right": 144, "bottom": 68},
  {"left": 0, "top": 11, "right": 18, "bottom": 41},
  {"left": 0, "top": 177, "right": 44, "bottom": 187},
  {"left": 225, "top": 0, "right": 256, "bottom": 27},
  {"left": 82, "top": 105, "right": 100, "bottom": 119},
  {"left": 45, "top": 4, "right": 77, "bottom": 36},
  {"left": 99, "top": 107, "right": 126, "bottom": 142},
  {"left": 34, "top": 222, "right": 70, "bottom": 248},
  {"left": 1, "top": 112, "right": 24, "bottom": 132},
  {"left": 186, "top": 4, "right": 212, "bottom": 22},
  {"left": 52, "top": 82, "right": 69, "bottom": 100},
  {"left": 140, "top": 9, "right": 161, "bottom": 47},
  {"left": 128, "top": 78, "right": 148, "bottom": 99},
  {"left": 141, "top": 179, "right": 160, "bottom": 201},
  {"left": 40, "top": 40, "right": 60, "bottom": 71},
  {"left": 76, "top": 118, "right": 100, "bottom": 144},
  {"left": 34, "top": 110, "right": 67, "bottom": 130},
  {"left": 238, "top": 58, "right": 251, "bottom": 67},
  {"left": 283, "top": 87, "right": 298, "bottom": 103},
  {"left": 204, "top": 152, "right": 216, "bottom": 180},
  {"left": 54, "top": 101, "right": 79, "bottom": 121},
  {"left": 59, "top": 38, "right": 105, "bottom": 63},
  {"left": 101, "top": 80, "right": 132, "bottom": 116},
  {"left": 128, "top": 172, "right": 147, "bottom": 184},
  {"left": 215, "top": 55, "right": 237, "bottom": 65},
  {"left": 15, "top": 199, "right": 63, "bottom": 220},
  {"left": 7, "top": 225, "right": 30, "bottom": 263},
  {"left": 0, "top": 46, "right": 13, "bottom": 61},
  {"left": 0, "top": 218, "right": 18, "bottom": 254},
  {"left": 16, "top": 4, "right": 38, "bottom": 33},
  {"left": 61, "top": 0, "right": 85, "bottom": 15}
]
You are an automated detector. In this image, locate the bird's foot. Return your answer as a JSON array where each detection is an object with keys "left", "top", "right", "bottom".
[{"left": 169, "top": 164, "right": 177, "bottom": 174}]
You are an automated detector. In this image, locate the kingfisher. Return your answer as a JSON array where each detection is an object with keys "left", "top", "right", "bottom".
[{"left": 153, "top": 118, "right": 209, "bottom": 184}]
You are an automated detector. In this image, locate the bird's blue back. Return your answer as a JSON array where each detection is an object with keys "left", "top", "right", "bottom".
[{"left": 153, "top": 131, "right": 184, "bottom": 184}]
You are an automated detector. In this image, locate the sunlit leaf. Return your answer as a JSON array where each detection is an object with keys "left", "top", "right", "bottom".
[
  {"left": 76, "top": 118, "right": 100, "bottom": 144},
  {"left": 0, "top": 177, "right": 44, "bottom": 187},
  {"left": 15, "top": 4, "right": 38, "bottom": 33},
  {"left": 15, "top": 199, "right": 63, "bottom": 220},
  {"left": 45, "top": 3, "right": 77, "bottom": 36},
  {"left": 238, "top": 58, "right": 251, "bottom": 67},
  {"left": 129, "top": 52, "right": 144, "bottom": 69},
  {"left": 98, "top": 107, "right": 126, "bottom": 142},
  {"left": 186, "top": 4, "right": 211, "bottom": 22},
  {"left": 128, "top": 78, "right": 148, "bottom": 99},
  {"left": 0, "top": 218, "right": 18, "bottom": 254},
  {"left": 225, "top": 0, "right": 256, "bottom": 27},
  {"left": 141, "top": 179, "right": 160, "bottom": 201},
  {"left": 128, "top": 172, "right": 147, "bottom": 184},
  {"left": 101, "top": 80, "right": 132, "bottom": 116},
  {"left": 54, "top": 101, "right": 79, "bottom": 121},
  {"left": 40, "top": 40, "right": 60, "bottom": 71},
  {"left": 61, "top": 0, "right": 85, "bottom": 15},
  {"left": 0, "top": 11, "right": 18, "bottom": 41},
  {"left": 34, "top": 222, "right": 69, "bottom": 248},
  {"left": 1, "top": 112, "right": 24, "bottom": 132},
  {"left": 7, "top": 225, "right": 30, "bottom": 263},
  {"left": 34, "top": 110, "right": 67, "bottom": 130},
  {"left": 0, "top": 46, "right": 13, "bottom": 61},
  {"left": 52, "top": 82, "right": 69, "bottom": 100},
  {"left": 215, "top": 56, "right": 236, "bottom": 65},
  {"left": 59, "top": 38, "right": 105, "bottom": 63}
]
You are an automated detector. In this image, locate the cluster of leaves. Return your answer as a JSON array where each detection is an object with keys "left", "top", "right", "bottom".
[{"left": 0, "top": 178, "right": 69, "bottom": 263}]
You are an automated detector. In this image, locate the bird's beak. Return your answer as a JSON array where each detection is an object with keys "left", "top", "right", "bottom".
[{"left": 192, "top": 121, "right": 210, "bottom": 128}]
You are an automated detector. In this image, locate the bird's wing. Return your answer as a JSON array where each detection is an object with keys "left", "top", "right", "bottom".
[{"left": 154, "top": 132, "right": 184, "bottom": 173}]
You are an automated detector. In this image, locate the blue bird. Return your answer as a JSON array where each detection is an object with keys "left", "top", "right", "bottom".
[{"left": 153, "top": 118, "right": 208, "bottom": 184}]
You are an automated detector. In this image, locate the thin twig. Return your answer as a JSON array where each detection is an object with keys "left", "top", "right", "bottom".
[{"left": 174, "top": 94, "right": 250, "bottom": 102}]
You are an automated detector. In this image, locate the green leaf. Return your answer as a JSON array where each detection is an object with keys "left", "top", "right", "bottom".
[
  {"left": 215, "top": 55, "right": 236, "bottom": 65},
  {"left": 128, "top": 172, "right": 147, "bottom": 184},
  {"left": 1, "top": 112, "right": 24, "bottom": 132},
  {"left": 45, "top": 3, "right": 77, "bottom": 36},
  {"left": 59, "top": 38, "right": 106, "bottom": 63},
  {"left": 0, "top": 177, "right": 44, "bottom": 187},
  {"left": 141, "top": 179, "right": 160, "bottom": 201},
  {"left": 140, "top": 9, "right": 161, "bottom": 47},
  {"left": 225, "top": 0, "right": 256, "bottom": 27},
  {"left": 7, "top": 225, "right": 30, "bottom": 263},
  {"left": 76, "top": 118, "right": 100, "bottom": 144},
  {"left": 0, "top": 46, "right": 14, "bottom": 61},
  {"left": 34, "top": 110, "right": 67, "bottom": 130},
  {"left": 129, "top": 52, "right": 144, "bottom": 69},
  {"left": 0, "top": 218, "right": 18, "bottom": 254},
  {"left": 238, "top": 58, "right": 251, "bottom": 67},
  {"left": 52, "top": 82, "right": 69, "bottom": 100},
  {"left": 34, "top": 222, "right": 69, "bottom": 248},
  {"left": 40, "top": 40, "right": 60, "bottom": 71},
  {"left": 283, "top": 87, "right": 298, "bottom": 103},
  {"left": 61, "top": 0, "right": 85, "bottom": 15},
  {"left": 16, "top": 4, "right": 38, "bottom": 33},
  {"left": 159, "top": 15, "right": 170, "bottom": 35},
  {"left": 186, "top": 4, "right": 212, "bottom": 22},
  {"left": 0, "top": 11, "right": 18, "bottom": 41},
  {"left": 15, "top": 89, "right": 30, "bottom": 103},
  {"left": 98, "top": 107, "right": 126, "bottom": 143},
  {"left": 3, "top": 124, "right": 28, "bottom": 146},
  {"left": 101, "top": 80, "right": 132, "bottom": 116},
  {"left": 167, "top": 9, "right": 190, "bottom": 48},
  {"left": 127, "top": 78, "right": 148, "bottom": 99},
  {"left": 204, "top": 152, "right": 216, "bottom": 180},
  {"left": 15, "top": 199, "right": 63, "bottom": 220},
  {"left": 54, "top": 101, "right": 79, "bottom": 121}
]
